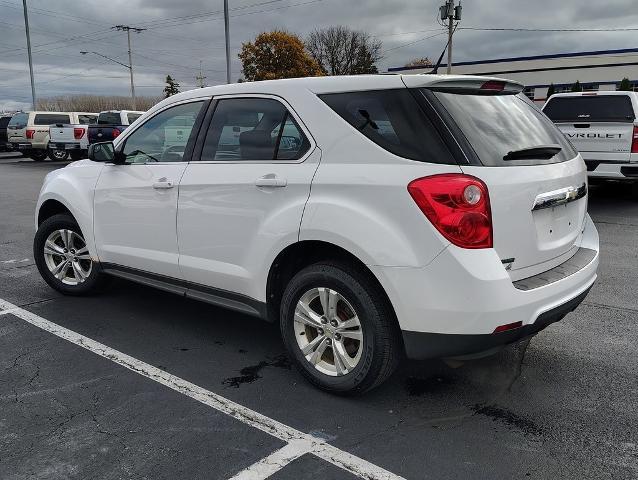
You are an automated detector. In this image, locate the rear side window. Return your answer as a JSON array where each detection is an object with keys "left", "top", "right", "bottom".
[
  {"left": 34, "top": 114, "right": 70, "bottom": 125},
  {"left": 430, "top": 91, "right": 578, "bottom": 166},
  {"left": 78, "top": 114, "right": 97, "bottom": 125},
  {"left": 543, "top": 95, "right": 635, "bottom": 123},
  {"left": 127, "top": 113, "right": 142, "bottom": 124},
  {"left": 98, "top": 112, "right": 121, "bottom": 125},
  {"left": 8, "top": 113, "right": 27, "bottom": 127},
  {"left": 200, "top": 98, "right": 310, "bottom": 161},
  {"left": 320, "top": 89, "right": 455, "bottom": 164}
]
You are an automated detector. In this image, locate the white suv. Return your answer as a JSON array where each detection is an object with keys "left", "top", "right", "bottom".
[{"left": 34, "top": 75, "right": 599, "bottom": 394}]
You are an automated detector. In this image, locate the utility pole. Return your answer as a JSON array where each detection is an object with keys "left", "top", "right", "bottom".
[
  {"left": 223, "top": 0, "right": 231, "bottom": 84},
  {"left": 114, "top": 25, "right": 146, "bottom": 109},
  {"left": 22, "top": 0, "right": 36, "bottom": 110},
  {"left": 195, "top": 61, "right": 207, "bottom": 88},
  {"left": 440, "top": 0, "right": 462, "bottom": 74}
]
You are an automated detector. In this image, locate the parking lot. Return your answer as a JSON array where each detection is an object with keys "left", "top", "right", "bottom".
[{"left": 0, "top": 152, "right": 636, "bottom": 479}]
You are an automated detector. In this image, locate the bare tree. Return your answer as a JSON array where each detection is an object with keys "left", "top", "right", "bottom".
[
  {"left": 404, "top": 57, "right": 433, "bottom": 68},
  {"left": 36, "top": 94, "right": 159, "bottom": 112},
  {"left": 306, "top": 26, "right": 382, "bottom": 75}
]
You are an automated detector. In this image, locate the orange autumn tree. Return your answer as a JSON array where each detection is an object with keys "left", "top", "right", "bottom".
[{"left": 239, "top": 30, "right": 323, "bottom": 81}]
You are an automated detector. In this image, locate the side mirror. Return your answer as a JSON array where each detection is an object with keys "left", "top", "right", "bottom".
[{"left": 88, "top": 142, "right": 126, "bottom": 164}]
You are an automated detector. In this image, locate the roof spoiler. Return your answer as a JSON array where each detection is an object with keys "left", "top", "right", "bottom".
[{"left": 425, "top": 78, "right": 524, "bottom": 95}]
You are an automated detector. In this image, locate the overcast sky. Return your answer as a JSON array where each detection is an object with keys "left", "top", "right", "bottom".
[{"left": 2, "top": 0, "right": 638, "bottom": 111}]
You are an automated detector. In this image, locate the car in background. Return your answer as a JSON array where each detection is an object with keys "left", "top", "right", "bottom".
[
  {"left": 87, "top": 110, "right": 143, "bottom": 144},
  {"left": 0, "top": 114, "right": 13, "bottom": 152},
  {"left": 48, "top": 113, "right": 98, "bottom": 161},
  {"left": 543, "top": 91, "right": 638, "bottom": 189},
  {"left": 7, "top": 111, "right": 96, "bottom": 161}
]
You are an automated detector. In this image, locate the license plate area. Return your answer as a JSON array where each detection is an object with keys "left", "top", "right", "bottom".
[{"left": 533, "top": 201, "right": 582, "bottom": 248}]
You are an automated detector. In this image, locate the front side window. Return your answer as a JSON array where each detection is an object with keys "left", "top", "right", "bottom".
[
  {"left": 34, "top": 114, "right": 70, "bottom": 125},
  {"left": 121, "top": 101, "right": 204, "bottom": 163},
  {"left": 320, "top": 89, "right": 455, "bottom": 164},
  {"left": 201, "top": 98, "right": 310, "bottom": 161}
]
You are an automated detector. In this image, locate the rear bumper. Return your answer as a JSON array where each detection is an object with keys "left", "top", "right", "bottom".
[
  {"left": 369, "top": 214, "right": 599, "bottom": 360},
  {"left": 585, "top": 160, "right": 638, "bottom": 180},
  {"left": 402, "top": 286, "right": 591, "bottom": 360},
  {"left": 48, "top": 141, "right": 84, "bottom": 152},
  {"left": 10, "top": 142, "right": 33, "bottom": 151}
]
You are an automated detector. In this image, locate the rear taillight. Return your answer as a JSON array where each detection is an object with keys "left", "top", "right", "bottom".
[
  {"left": 632, "top": 126, "right": 638, "bottom": 154},
  {"left": 74, "top": 127, "right": 85, "bottom": 140},
  {"left": 408, "top": 174, "right": 493, "bottom": 249},
  {"left": 26, "top": 129, "right": 35, "bottom": 139},
  {"left": 112, "top": 128, "right": 121, "bottom": 139}
]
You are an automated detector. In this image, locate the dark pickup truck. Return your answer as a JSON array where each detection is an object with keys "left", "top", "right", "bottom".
[
  {"left": 0, "top": 114, "right": 13, "bottom": 151},
  {"left": 88, "top": 110, "right": 143, "bottom": 144}
]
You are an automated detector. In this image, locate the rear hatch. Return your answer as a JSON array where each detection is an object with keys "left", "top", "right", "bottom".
[
  {"left": 7, "top": 112, "right": 28, "bottom": 143},
  {"left": 414, "top": 79, "right": 587, "bottom": 278},
  {"left": 49, "top": 125, "right": 76, "bottom": 143},
  {"left": 543, "top": 94, "right": 636, "bottom": 163}
]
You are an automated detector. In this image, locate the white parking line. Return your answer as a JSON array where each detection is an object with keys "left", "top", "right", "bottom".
[
  {"left": 0, "top": 297, "right": 405, "bottom": 480},
  {"left": 0, "top": 258, "right": 31, "bottom": 264}
]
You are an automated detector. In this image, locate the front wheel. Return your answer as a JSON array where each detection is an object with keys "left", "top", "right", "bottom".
[
  {"left": 34, "top": 214, "right": 108, "bottom": 295},
  {"left": 280, "top": 262, "right": 401, "bottom": 395}
]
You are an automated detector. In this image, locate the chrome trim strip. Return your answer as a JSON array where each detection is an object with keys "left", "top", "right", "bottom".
[{"left": 532, "top": 183, "right": 587, "bottom": 211}]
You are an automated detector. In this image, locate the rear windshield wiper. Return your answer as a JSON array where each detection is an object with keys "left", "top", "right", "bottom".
[{"left": 503, "top": 144, "right": 562, "bottom": 161}]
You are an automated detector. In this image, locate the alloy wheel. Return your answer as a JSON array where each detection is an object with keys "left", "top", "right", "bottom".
[
  {"left": 293, "top": 287, "right": 364, "bottom": 377},
  {"left": 43, "top": 229, "right": 92, "bottom": 285}
]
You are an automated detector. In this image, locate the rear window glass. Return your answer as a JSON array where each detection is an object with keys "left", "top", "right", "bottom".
[
  {"left": 78, "top": 114, "right": 97, "bottom": 125},
  {"left": 320, "top": 89, "right": 455, "bottom": 164},
  {"left": 34, "top": 114, "right": 70, "bottom": 125},
  {"left": 543, "top": 95, "right": 635, "bottom": 123},
  {"left": 8, "top": 113, "right": 27, "bottom": 127},
  {"left": 127, "top": 113, "right": 142, "bottom": 124},
  {"left": 430, "top": 91, "right": 578, "bottom": 166},
  {"left": 98, "top": 112, "right": 121, "bottom": 125}
]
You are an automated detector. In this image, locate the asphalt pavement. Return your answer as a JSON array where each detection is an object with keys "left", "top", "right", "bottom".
[{"left": 0, "top": 153, "right": 636, "bottom": 479}]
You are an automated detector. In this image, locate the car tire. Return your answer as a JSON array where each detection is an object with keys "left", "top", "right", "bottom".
[
  {"left": 34, "top": 214, "right": 108, "bottom": 296},
  {"left": 48, "top": 148, "right": 69, "bottom": 161},
  {"left": 29, "top": 150, "right": 48, "bottom": 162},
  {"left": 70, "top": 151, "right": 84, "bottom": 161},
  {"left": 280, "top": 261, "right": 401, "bottom": 395}
]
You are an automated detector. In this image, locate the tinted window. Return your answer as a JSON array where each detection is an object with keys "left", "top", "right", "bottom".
[
  {"left": 98, "top": 112, "right": 121, "bottom": 125},
  {"left": 34, "top": 114, "right": 70, "bottom": 125},
  {"left": 127, "top": 113, "right": 142, "bottom": 124},
  {"left": 8, "top": 113, "right": 27, "bottom": 128},
  {"left": 431, "top": 91, "right": 578, "bottom": 166},
  {"left": 0, "top": 117, "right": 11, "bottom": 128},
  {"left": 320, "top": 89, "right": 454, "bottom": 164},
  {"left": 78, "top": 114, "right": 97, "bottom": 125},
  {"left": 544, "top": 95, "right": 635, "bottom": 123},
  {"left": 201, "top": 98, "right": 310, "bottom": 161},
  {"left": 122, "top": 101, "right": 204, "bottom": 163}
]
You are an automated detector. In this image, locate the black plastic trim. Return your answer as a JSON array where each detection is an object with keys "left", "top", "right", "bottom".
[
  {"left": 402, "top": 286, "right": 592, "bottom": 360},
  {"left": 100, "top": 263, "right": 267, "bottom": 319},
  {"left": 620, "top": 165, "right": 638, "bottom": 177}
]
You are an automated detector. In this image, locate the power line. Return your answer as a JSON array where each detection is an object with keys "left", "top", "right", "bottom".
[{"left": 460, "top": 26, "right": 638, "bottom": 32}]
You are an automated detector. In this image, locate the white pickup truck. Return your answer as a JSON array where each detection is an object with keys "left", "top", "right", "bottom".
[
  {"left": 48, "top": 113, "right": 98, "bottom": 161},
  {"left": 543, "top": 91, "right": 638, "bottom": 185}
]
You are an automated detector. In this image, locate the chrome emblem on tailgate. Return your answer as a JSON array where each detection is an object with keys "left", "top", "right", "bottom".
[{"left": 532, "top": 183, "right": 587, "bottom": 211}]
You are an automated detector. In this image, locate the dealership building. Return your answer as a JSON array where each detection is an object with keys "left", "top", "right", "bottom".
[{"left": 389, "top": 47, "right": 638, "bottom": 104}]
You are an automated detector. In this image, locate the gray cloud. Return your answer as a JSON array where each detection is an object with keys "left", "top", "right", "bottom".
[{"left": 2, "top": 0, "right": 638, "bottom": 110}]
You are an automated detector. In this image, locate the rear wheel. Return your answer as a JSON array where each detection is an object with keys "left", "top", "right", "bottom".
[
  {"left": 48, "top": 148, "right": 69, "bottom": 161},
  {"left": 34, "top": 214, "right": 107, "bottom": 295},
  {"left": 280, "top": 262, "right": 400, "bottom": 395},
  {"left": 29, "top": 150, "right": 48, "bottom": 162}
]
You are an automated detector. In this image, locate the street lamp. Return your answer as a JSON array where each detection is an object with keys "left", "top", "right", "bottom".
[{"left": 81, "top": 51, "right": 136, "bottom": 108}]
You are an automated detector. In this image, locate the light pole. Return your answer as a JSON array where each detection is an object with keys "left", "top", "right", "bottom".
[
  {"left": 114, "top": 26, "right": 145, "bottom": 109},
  {"left": 81, "top": 51, "right": 135, "bottom": 107},
  {"left": 223, "top": 0, "right": 231, "bottom": 84},
  {"left": 22, "top": 0, "right": 36, "bottom": 110}
]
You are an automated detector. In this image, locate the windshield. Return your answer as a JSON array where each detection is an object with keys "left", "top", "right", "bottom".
[
  {"left": 543, "top": 95, "right": 635, "bottom": 123},
  {"left": 429, "top": 91, "right": 578, "bottom": 166}
]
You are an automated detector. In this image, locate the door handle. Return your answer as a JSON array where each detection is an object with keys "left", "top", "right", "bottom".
[
  {"left": 153, "top": 178, "right": 174, "bottom": 189},
  {"left": 255, "top": 174, "right": 287, "bottom": 188}
]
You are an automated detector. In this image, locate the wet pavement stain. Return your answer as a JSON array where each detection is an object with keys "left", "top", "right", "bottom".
[
  {"left": 472, "top": 404, "right": 542, "bottom": 436},
  {"left": 405, "top": 375, "right": 453, "bottom": 396},
  {"left": 222, "top": 354, "right": 291, "bottom": 388}
]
